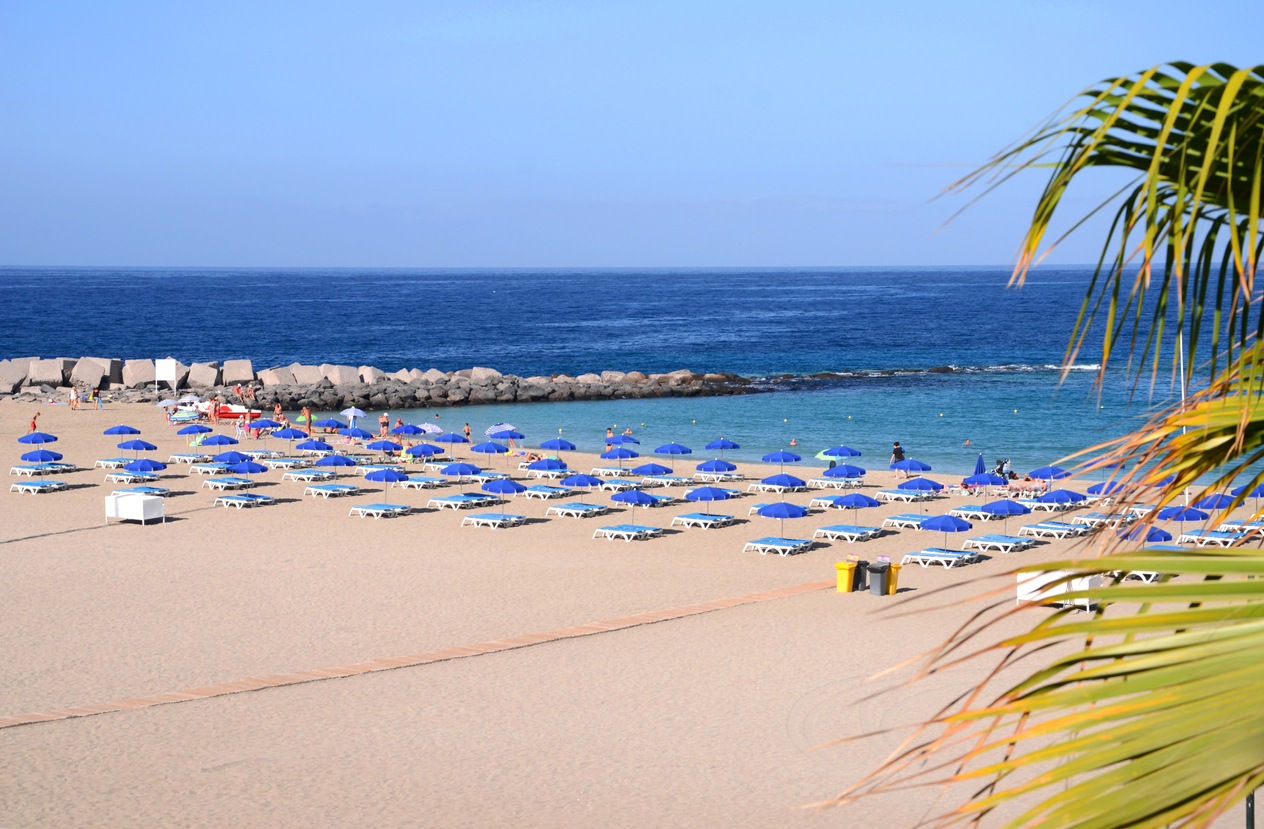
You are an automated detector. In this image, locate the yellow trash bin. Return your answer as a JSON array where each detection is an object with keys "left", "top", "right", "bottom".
[
  {"left": 836, "top": 561, "right": 857, "bottom": 593},
  {"left": 887, "top": 562, "right": 902, "bottom": 595}
]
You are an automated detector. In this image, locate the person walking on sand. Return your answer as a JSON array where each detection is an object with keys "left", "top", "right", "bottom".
[
  {"left": 28, "top": 412, "right": 39, "bottom": 433},
  {"left": 301, "top": 406, "right": 312, "bottom": 435},
  {"left": 890, "top": 441, "right": 906, "bottom": 478},
  {"left": 379, "top": 412, "right": 390, "bottom": 438}
]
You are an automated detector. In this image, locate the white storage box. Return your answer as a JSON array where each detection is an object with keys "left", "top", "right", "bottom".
[{"left": 105, "top": 494, "right": 165, "bottom": 525}]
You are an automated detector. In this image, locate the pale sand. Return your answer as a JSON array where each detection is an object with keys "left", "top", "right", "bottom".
[{"left": 0, "top": 400, "right": 1247, "bottom": 827}]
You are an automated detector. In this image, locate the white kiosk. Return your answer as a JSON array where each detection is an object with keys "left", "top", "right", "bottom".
[{"left": 105, "top": 494, "right": 165, "bottom": 525}]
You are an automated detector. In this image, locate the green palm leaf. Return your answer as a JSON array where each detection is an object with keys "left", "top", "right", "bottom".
[{"left": 836, "top": 63, "right": 1264, "bottom": 829}]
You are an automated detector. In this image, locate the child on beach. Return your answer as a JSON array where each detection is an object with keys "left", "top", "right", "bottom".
[
  {"left": 28, "top": 412, "right": 39, "bottom": 433},
  {"left": 890, "top": 441, "right": 906, "bottom": 478}
]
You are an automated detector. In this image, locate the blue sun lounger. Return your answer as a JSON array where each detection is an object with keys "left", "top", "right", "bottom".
[
  {"left": 11, "top": 463, "right": 69, "bottom": 477},
  {"left": 877, "top": 489, "right": 932, "bottom": 503},
  {"left": 428, "top": 493, "right": 496, "bottom": 510},
  {"left": 883, "top": 514, "right": 930, "bottom": 529},
  {"left": 640, "top": 475, "right": 693, "bottom": 488},
  {"left": 597, "top": 479, "right": 638, "bottom": 492},
  {"left": 593, "top": 524, "right": 663, "bottom": 542},
  {"left": 263, "top": 457, "right": 312, "bottom": 470},
  {"left": 748, "top": 502, "right": 772, "bottom": 516},
  {"left": 1219, "top": 519, "right": 1264, "bottom": 533},
  {"left": 10, "top": 480, "right": 66, "bottom": 494},
  {"left": 686, "top": 487, "right": 742, "bottom": 500},
  {"left": 461, "top": 512, "right": 524, "bottom": 528},
  {"left": 395, "top": 476, "right": 445, "bottom": 490},
  {"left": 813, "top": 525, "right": 882, "bottom": 543},
  {"left": 901, "top": 548, "right": 980, "bottom": 568},
  {"left": 189, "top": 462, "right": 230, "bottom": 475},
  {"left": 305, "top": 484, "right": 360, "bottom": 498},
  {"left": 202, "top": 476, "right": 256, "bottom": 491},
  {"left": 670, "top": 512, "right": 735, "bottom": 529},
  {"left": 591, "top": 466, "right": 633, "bottom": 477},
  {"left": 808, "top": 476, "right": 863, "bottom": 490},
  {"left": 350, "top": 503, "right": 411, "bottom": 519},
  {"left": 962, "top": 534, "right": 1035, "bottom": 553},
  {"left": 105, "top": 471, "right": 158, "bottom": 484},
  {"left": 524, "top": 485, "right": 571, "bottom": 500},
  {"left": 168, "top": 453, "right": 211, "bottom": 464},
  {"left": 283, "top": 469, "right": 335, "bottom": 483},
  {"left": 547, "top": 502, "right": 608, "bottom": 518},
  {"left": 112, "top": 486, "right": 170, "bottom": 497},
  {"left": 693, "top": 471, "right": 744, "bottom": 482},
  {"left": 1177, "top": 530, "right": 1247, "bottom": 547},
  {"left": 1018, "top": 521, "right": 1088, "bottom": 539},
  {"left": 744, "top": 537, "right": 813, "bottom": 556},
  {"left": 214, "top": 493, "right": 274, "bottom": 509},
  {"left": 747, "top": 481, "right": 807, "bottom": 494},
  {"left": 1073, "top": 512, "right": 1134, "bottom": 528},
  {"left": 94, "top": 457, "right": 133, "bottom": 469}
]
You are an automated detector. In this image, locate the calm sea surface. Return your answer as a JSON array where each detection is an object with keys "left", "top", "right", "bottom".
[{"left": 0, "top": 266, "right": 1180, "bottom": 475}]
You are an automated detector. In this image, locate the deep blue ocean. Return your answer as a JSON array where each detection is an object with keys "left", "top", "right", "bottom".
[{"left": 0, "top": 266, "right": 1181, "bottom": 475}]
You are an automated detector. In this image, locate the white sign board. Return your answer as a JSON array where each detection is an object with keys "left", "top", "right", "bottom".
[{"left": 155, "top": 358, "right": 178, "bottom": 387}]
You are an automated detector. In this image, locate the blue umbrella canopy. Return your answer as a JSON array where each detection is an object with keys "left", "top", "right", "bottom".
[
  {"left": 441, "top": 463, "right": 481, "bottom": 476},
  {"left": 315, "top": 454, "right": 357, "bottom": 468},
  {"left": 1028, "top": 466, "right": 1071, "bottom": 480},
  {"left": 601, "top": 447, "right": 639, "bottom": 460},
  {"left": 1232, "top": 483, "right": 1264, "bottom": 498},
  {"left": 821, "top": 445, "right": 861, "bottom": 458},
  {"left": 248, "top": 419, "right": 282, "bottom": 430},
  {"left": 490, "top": 429, "right": 525, "bottom": 440},
  {"left": 756, "top": 501, "right": 810, "bottom": 538},
  {"left": 339, "top": 427, "right": 375, "bottom": 440},
  {"left": 18, "top": 432, "right": 58, "bottom": 445},
  {"left": 656, "top": 442, "right": 692, "bottom": 455},
  {"left": 215, "top": 451, "right": 253, "bottom": 464},
  {"left": 705, "top": 438, "right": 740, "bottom": 450},
  {"left": 1038, "top": 489, "right": 1088, "bottom": 504},
  {"left": 762, "top": 450, "right": 801, "bottom": 464},
  {"left": 21, "top": 449, "right": 62, "bottom": 462},
  {"left": 697, "top": 459, "right": 737, "bottom": 473},
  {"left": 761, "top": 473, "right": 806, "bottom": 488},
  {"left": 963, "top": 473, "right": 1006, "bottom": 487},
  {"left": 470, "top": 441, "right": 509, "bottom": 454},
  {"left": 898, "top": 478, "right": 944, "bottom": 492},
  {"left": 274, "top": 428, "right": 308, "bottom": 440},
  {"left": 1087, "top": 481, "right": 1123, "bottom": 495},
  {"left": 201, "top": 434, "right": 238, "bottom": 446},
  {"left": 177, "top": 424, "right": 213, "bottom": 435},
  {"left": 982, "top": 499, "right": 1032, "bottom": 517},
  {"left": 686, "top": 485, "right": 732, "bottom": 514},
  {"left": 1148, "top": 474, "right": 1177, "bottom": 487},
  {"left": 482, "top": 478, "right": 527, "bottom": 499},
  {"left": 828, "top": 493, "right": 882, "bottom": 509},
  {"left": 632, "top": 462, "right": 672, "bottom": 476},
  {"left": 434, "top": 434, "right": 470, "bottom": 444},
  {"left": 393, "top": 424, "right": 426, "bottom": 435},
  {"left": 367, "top": 440, "right": 403, "bottom": 452},
  {"left": 608, "top": 435, "right": 641, "bottom": 445},
  {"left": 1193, "top": 493, "right": 1235, "bottom": 510},
  {"left": 406, "top": 443, "right": 444, "bottom": 457},
  {"left": 1157, "top": 506, "right": 1209, "bottom": 522},
  {"left": 973, "top": 453, "right": 986, "bottom": 475},
  {"left": 228, "top": 461, "right": 268, "bottom": 475},
  {"left": 1119, "top": 526, "right": 1174, "bottom": 543},
  {"left": 891, "top": 458, "right": 932, "bottom": 472},
  {"left": 125, "top": 458, "right": 167, "bottom": 473},
  {"left": 540, "top": 438, "right": 576, "bottom": 452},
  {"left": 611, "top": 489, "right": 657, "bottom": 507},
  {"left": 117, "top": 439, "right": 157, "bottom": 452},
  {"left": 103, "top": 424, "right": 141, "bottom": 435},
  {"left": 296, "top": 439, "right": 332, "bottom": 452},
  {"left": 562, "top": 473, "right": 603, "bottom": 488},
  {"left": 823, "top": 464, "right": 867, "bottom": 479},
  {"left": 365, "top": 468, "right": 409, "bottom": 483},
  {"left": 313, "top": 418, "right": 346, "bottom": 429},
  {"left": 920, "top": 514, "right": 972, "bottom": 534},
  {"left": 529, "top": 458, "right": 568, "bottom": 471}
]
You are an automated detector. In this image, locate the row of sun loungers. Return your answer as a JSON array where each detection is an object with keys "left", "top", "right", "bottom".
[
  {"left": 214, "top": 493, "right": 273, "bottom": 509},
  {"left": 901, "top": 548, "right": 983, "bottom": 568},
  {"left": 812, "top": 524, "right": 882, "bottom": 543},
  {"left": 462, "top": 512, "right": 523, "bottom": 528},
  {"left": 594, "top": 524, "right": 664, "bottom": 542},
  {"left": 1017, "top": 521, "right": 1088, "bottom": 539},
  {"left": 10, "top": 480, "right": 67, "bottom": 494},
  {"left": 547, "top": 503, "right": 608, "bottom": 518},
  {"left": 10, "top": 463, "right": 76, "bottom": 476},
  {"left": 744, "top": 537, "right": 814, "bottom": 556},
  {"left": 807, "top": 477, "right": 864, "bottom": 489}
]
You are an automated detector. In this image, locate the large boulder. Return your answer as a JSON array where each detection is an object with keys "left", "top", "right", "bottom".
[
  {"left": 289, "top": 364, "right": 324, "bottom": 385},
  {"left": 69, "top": 360, "right": 107, "bottom": 390},
  {"left": 321, "top": 364, "right": 360, "bottom": 385},
  {"left": 469, "top": 366, "right": 502, "bottom": 384},
  {"left": 0, "top": 360, "right": 27, "bottom": 394},
  {"left": 359, "top": 365, "right": 384, "bottom": 384},
  {"left": 575, "top": 373, "right": 603, "bottom": 384},
  {"left": 187, "top": 362, "right": 222, "bottom": 388},
  {"left": 600, "top": 371, "right": 626, "bottom": 383},
  {"left": 222, "top": 359, "right": 254, "bottom": 385},
  {"left": 390, "top": 369, "right": 411, "bottom": 382},
  {"left": 258, "top": 366, "right": 297, "bottom": 386},
  {"left": 408, "top": 368, "right": 426, "bottom": 382},
  {"left": 28, "top": 359, "right": 72, "bottom": 387},
  {"left": 122, "top": 359, "right": 156, "bottom": 388},
  {"left": 624, "top": 371, "right": 648, "bottom": 384},
  {"left": 421, "top": 368, "right": 447, "bottom": 383},
  {"left": 80, "top": 357, "right": 123, "bottom": 385}
]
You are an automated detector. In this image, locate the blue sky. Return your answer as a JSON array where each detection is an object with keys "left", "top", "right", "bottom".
[{"left": 1, "top": 1, "right": 1260, "bottom": 267}]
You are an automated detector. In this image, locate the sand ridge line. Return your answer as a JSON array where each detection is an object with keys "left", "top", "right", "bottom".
[{"left": 0, "top": 579, "right": 833, "bottom": 731}]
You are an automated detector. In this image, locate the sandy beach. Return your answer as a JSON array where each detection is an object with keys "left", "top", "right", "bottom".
[{"left": 0, "top": 399, "right": 1246, "bottom": 827}]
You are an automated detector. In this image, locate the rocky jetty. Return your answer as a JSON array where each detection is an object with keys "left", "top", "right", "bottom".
[{"left": 0, "top": 357, "right": 759, "bottom": 409}]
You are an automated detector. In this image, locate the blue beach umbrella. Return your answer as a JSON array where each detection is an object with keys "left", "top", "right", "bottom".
[
  {"left": 21, "top": 449, "right": 62, "bottom": 462},
  {"left": 482, "top": 478, "right": 526, "bottom": 503},
  {"left": 632, "top": 462, "right": 672, "bottom": 476},
  {"left": 561, "top": 472, "right": 603, "bottom": 503},
  {"left": 125, "top": 458, "right": 167, "bottom": 473},
  {"left": 406, "top": 443, "right": 444, "bottom": 458},
  {"left": 103, "top": 425, "right": 141, "bottom": 436},
  {"left": 898, "top": 478, "right": 943, "bottom": 492},
  {"left": 705, "top": 438, "right": 739, "bottom": 458},
  {"left": 612, "top": 489, "right": 657, "bottom": 509},
  {"left": 340, "top": 427, "right": 375, "bottom": 440},
  {"left": 685, "top": 485, "right": 732, "bottom": 514},
  {"left": 820, "top": 445, "right": 861, "bottom": 461},
  {"left": 891, "top": 458, "right": 932, "bottom": 474},
  {"left": 920, "top": 514, "right": 973, "bottom": 547},
  {"left": 118, "top": 439, "right": 157, "bottom": 459},
  {"left": 441, "top": 462, "right": 481, "bottom": 491},
  {"left": 963, "top": 472, "right": 1006, "bottom": 488},
  {"left": 762, "top": 450, "right": 801, "bottom": 474},
  {"left": 315, "top": 453, "right": 357, "bottom": 479},
  {"left": 228, "top": 461, "right": 268, "bottom": 480},
  {"left": 248, "top": 419, "right": 282, "bottom": 431},
  {"left": 1028, "top": 466, "right": 1071, "bottom": 480},
  {"left": 470, "top": 441, "right": 508, "bottom": 455},
  {"left": 827, "top": 493, "right": 882, "bottom": 510},
  {"left": 490, "top": 429, "right": 525, "bottom": 441},
  {"left": 1193, "top": 493, "right": 1235, "bottom": 511},
  {"left": 1157, "top": 506, "right": 1209, "bottom": 526},
  {"left": 540, "top": 438, "right": 576, "bottom": 452},
  {"left": 529, "top": 458, "right": 568, "bottom": 472},
  {"left": 296, "top": 439, "right": 332, "bottom": 453},
  {"left": 393, "top": 424, "right": 426, "bottom": 436},
  {"left": 313, "top": 418, "right": 346, "bottom": 431},
  {"left": 274, "top": 428, "right": 308, "bottom": 440},
  {"left": 761, "top": 473, "right": 806, "bottom": 489},
  {"left": 756, "top": 501, "right": 810, "bottom": 537},
  {"left": 19, "top": 432, "right": 58, "bottom": 445},
  {"left": 601, "top": 447, "right": 638, "bottom": 468},
  {"left": 202, "top": 434, "right": 238, "bottom": 446},
  {"left": 981, "top": 498, "right": 1032, "bottom": 532},
  {"left": 214, "top": 451, "right": 253, "bottom": 464},
  {"left": 1232, "top": 483, "right": 1264, "bottom": 499},
  {"left": 1087, "top": 481, "right": 1123, "bottom": 496},
  {"left": 823, "top": 464, "right": 866, "bottom": 479},
  {"left": 1038, "top": 489, "right": 1087, "bottom": 504},
  {"left": 973, "top": 453, "right": 986, "bottom": 476},
  {"left": 608, "top": 435, "right": 640, "bottom": 445},
  {"left": 655, "top": 442, "right": 692, "bottom": 472},
  {"left": 697, "top": 459, "right": 737, "bottom": 473},
  {"left": 366, "top": 440, "right": 403, "bottom": 453},
  {"left": 177, "top": 424, "right": 213, "bottom": 436},
  {"left": 434, "top": 434, "right": 470, "bottom": 444},
  {"left": 365, "top": 467, "right": 409, "bottom": 496},
  {"left": 1119, "top": 526, "right": 1174, "bottom": 543}
]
